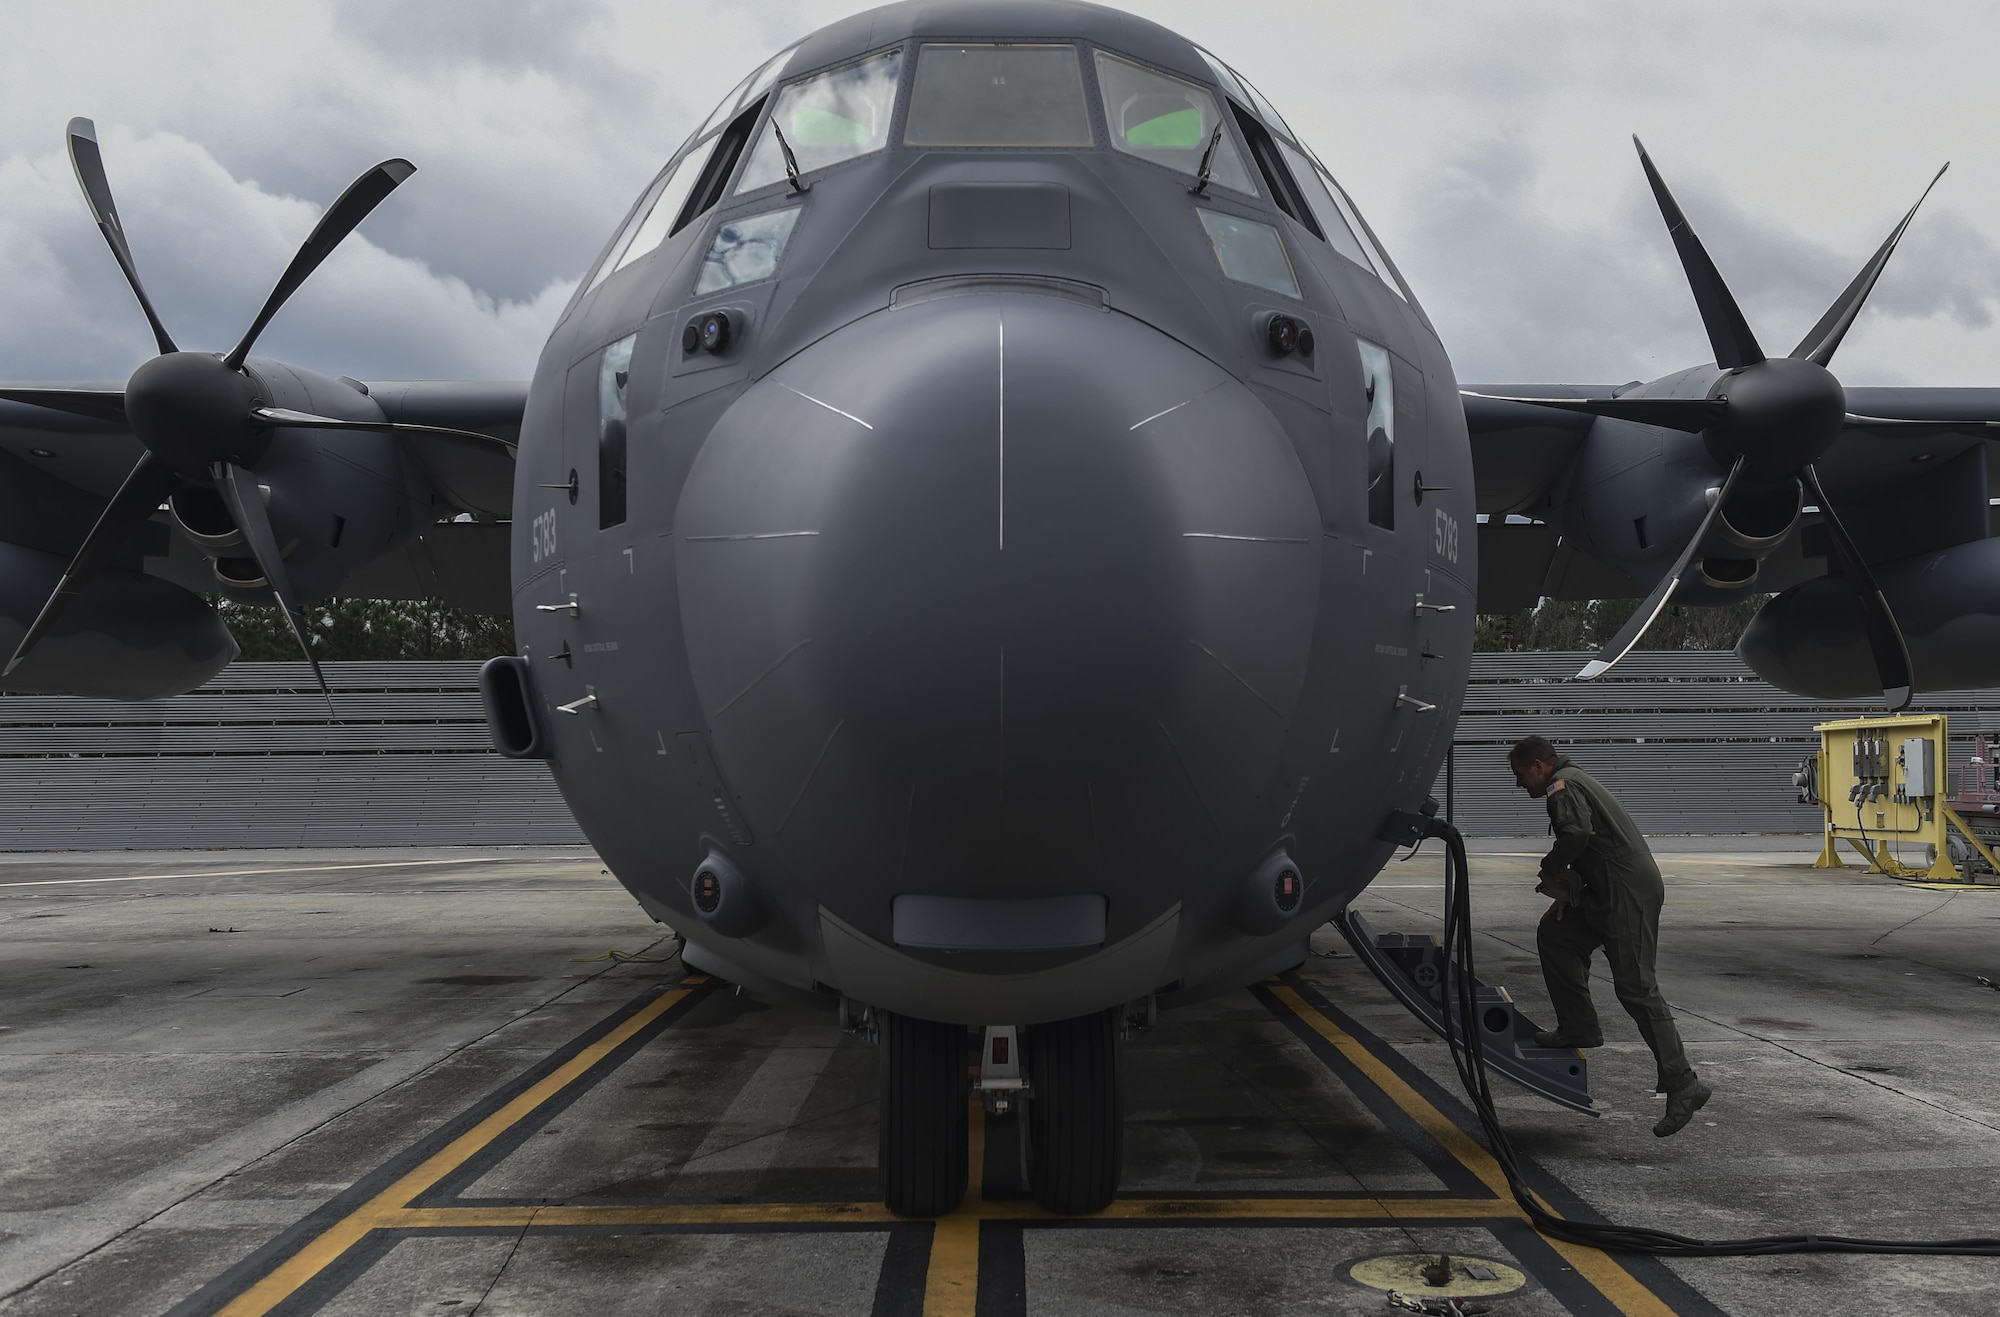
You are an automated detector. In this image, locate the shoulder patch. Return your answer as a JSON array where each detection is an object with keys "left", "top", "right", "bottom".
[{"left": 1547, "top": 779, "right": 1568, "bottom": 794}]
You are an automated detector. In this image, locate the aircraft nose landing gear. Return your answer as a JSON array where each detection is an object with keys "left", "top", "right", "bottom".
[
  {"left": 877, "top": 1009, "right": 1127, "bottom": 1218},
  {"left": 1024, "top": 1009, "right": 1124, "bottom": 1216},
  {"left": 878, "top": 1012, "right": 969, "bottom": 1217}
]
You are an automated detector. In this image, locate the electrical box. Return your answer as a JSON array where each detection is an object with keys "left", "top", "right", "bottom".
[
  {"left": 1809, "top": 712, "right": 2000, "bottom": 882},
  {"left": 1901, "top": 738, "right": 1935, "bottom": 800}
]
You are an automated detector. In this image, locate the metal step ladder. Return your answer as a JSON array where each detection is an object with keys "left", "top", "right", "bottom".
[{"left": 1332, "top": 910, "right": 1597, "bottom": 1116}]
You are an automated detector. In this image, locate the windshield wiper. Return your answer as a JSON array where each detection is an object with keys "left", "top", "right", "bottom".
[
  {"left": 1189, "top": 123, "right": 1222, "bottom": 197},
  {"left": 772, "top": 121, "right": 810, "bottom": 194}
]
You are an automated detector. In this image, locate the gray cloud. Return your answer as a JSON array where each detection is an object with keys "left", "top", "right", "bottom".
[
  {"left": 0, "top": 128, "right": 568, "bottom": 381},
  {"left": 3, "top": 1, "right": 1997, "bottom": 390}
]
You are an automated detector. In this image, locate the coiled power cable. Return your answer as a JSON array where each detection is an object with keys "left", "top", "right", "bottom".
[{"left": 1417, "top": 814, "right": 2000, "bottom": 1257}]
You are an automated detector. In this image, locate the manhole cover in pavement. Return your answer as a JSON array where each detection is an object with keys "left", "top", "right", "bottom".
[{"left": 1349, "top": 1253, "right": 1527, "bottom": 1297}]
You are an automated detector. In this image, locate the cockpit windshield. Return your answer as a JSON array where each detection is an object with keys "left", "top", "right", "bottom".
[
  {"left": 904, "top": 44, "right": 1093, "bottom": 147},
  {"left": 1094, "top": 51, "right": 1253, "bottom": 195},
  {"left": 737, "top": 49, "right": 902, "bottom": 193}
]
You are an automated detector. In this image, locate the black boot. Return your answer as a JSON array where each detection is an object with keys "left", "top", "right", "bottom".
[
  {"left": 1533, "top": 1028, "right": 1603, "bottom": 1049},
  {"left": 1654, "top": 1079, "right": 1712, "bottom": 1137}
]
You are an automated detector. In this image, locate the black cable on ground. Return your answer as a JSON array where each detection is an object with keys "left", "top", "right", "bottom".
[{"left": 1422, "top": 815, "right": 2000, "bottom": 1257}]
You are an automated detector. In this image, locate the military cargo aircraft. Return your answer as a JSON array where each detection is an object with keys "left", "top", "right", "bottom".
[{"left": 4, "top": 0, "right": 1998, "bottom": 1218}]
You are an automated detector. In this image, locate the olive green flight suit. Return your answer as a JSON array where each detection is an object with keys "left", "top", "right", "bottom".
[{"left": 1536, "top": 756, "right": 1698, "bottom": 1094}]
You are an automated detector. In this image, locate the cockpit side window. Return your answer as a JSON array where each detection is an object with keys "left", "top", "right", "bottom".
[
  {"left": 675, "top": 96, "right": 768, "bottom": 235},
  {"left": 1279, "top": 141, "right": 1372, "bottom": 270},
  {"left": 1093, "top": 50, "right": 1254, "bottom": 196},
  {"left": 905, "top": 44, "right": 1093, "bottom": 147},
  {"left": 1314, "top": 166, "right": 1405, "bottom": 300},
  {"left": 595, "top": 142, "right": 714, "bottom": 287},
  {"left": 598, "top": 334, "right": 634, "bottom": 530},
  {"left": 1227, "top": 101, "right": 1321, "bottom": 241},
  {"left": 737, "top": 49, "right": 903, "bottom": 194},
  {"left": 1194, "top": 44, "right": 1410, "bottom": 302},
  {"left": 1357, "top": 339, "right": 1395, "bottom": 529},
  {"left": 699, "top": 43, "right": 800, "bottom": 140}
]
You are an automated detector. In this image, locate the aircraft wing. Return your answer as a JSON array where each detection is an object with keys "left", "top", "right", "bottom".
[
  {"left": 0, "top": 380, "right": 524, "bottom": 615},
  {"left": 1461, "top": 385, "right": 1630, "bottom": 614},
  {"left": 1461, "top": 384, "right": 2000, "bottom": 616}
]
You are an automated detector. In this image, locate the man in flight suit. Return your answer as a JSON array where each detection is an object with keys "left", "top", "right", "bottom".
[{"left": 1508, "top": 735, "right": 1712, "bottom": 1137}]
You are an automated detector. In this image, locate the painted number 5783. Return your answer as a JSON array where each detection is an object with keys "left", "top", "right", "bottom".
[{"left": 1433, "top": 508, "right": 1459, "bottom": 564}]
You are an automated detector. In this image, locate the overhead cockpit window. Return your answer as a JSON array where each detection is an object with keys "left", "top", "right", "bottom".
[
  {"left": 1196, "top": 208, "right": 1298, "bottom": 300},
  {"left": 1358, "top": 339, "right": 1394, "bottom": 530},
  {"left": 737, "top": 50, "right": 903, "bottom": 193},
  {"left": 1093, "top": 51, "right": 1254, "bottom": 195},
  {"left": 695, "top": 207, "right": 802, "bottom": 296},
  {"left": 905, "top": 44, "right": 1092, "bottom": 147}
]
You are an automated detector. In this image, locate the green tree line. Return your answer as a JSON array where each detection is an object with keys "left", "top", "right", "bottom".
[
  {"left": 1474, "top": 596, "right": 1767, "bottom": 652},
  {"left": 218, "top": 598, "right": 514, "bottom": 662},
  {"left": 218, "top": 596, "right": 1761, "bottom": 662}
]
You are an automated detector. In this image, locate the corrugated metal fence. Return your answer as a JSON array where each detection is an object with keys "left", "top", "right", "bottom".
[
  {"left": 4, "top": 655, "right": 1998, "bottom": 849},
  {"left": 0, "top": 662, "right": 585, "bottom": 850},
  {"left": 1444, "top": 651, "right": 2000, "bottom": 835}
]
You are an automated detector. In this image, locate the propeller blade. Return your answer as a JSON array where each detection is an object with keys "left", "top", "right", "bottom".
[
  {"left": 1632, "top": 137, "right": 1765, "bottom": 370},
  {"left": 66, "top": 118, "right": 177, "bottom": 356},
  {"left": 1800, "top": 464, "right": 1914, "bottom": 710},
  {"left": 1843, "top": 412, "right": 2000, "bottom": 436},
  {"left": 1576, "top": 455, "right": 1748, "bottom": 681},
  {"left": 249, "top": 405, "right": 517, "bottom": 450},
  {"left": 0, "top": 385, "right": 127, "bottom": 424},
  {"left": 1791, "top": 165, "right": 1948, "bottom": 368},
  {"left": 223, "top": 159, "right": 416, "bottom": 371},
  {"left": 3, "top": 450, "right": 179, "bottom": 676},
  {"left": 217, "top": 461, "right": 335, "bottom": 716},
  {"left": 1459, "top": 391, "right": 1726, "bottom": 433}
]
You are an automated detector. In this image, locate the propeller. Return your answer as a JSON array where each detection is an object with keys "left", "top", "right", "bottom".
[
  {"left": 1, "top": 118, "right": 417, "bottom": 713},
  {"left": 1517, "top": 139, "right": 1942, "bottom": 709}
]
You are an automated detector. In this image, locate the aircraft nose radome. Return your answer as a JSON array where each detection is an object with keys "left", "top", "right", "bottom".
[{"left": 675, "top": 292, "right": 1319, "bottom": 926}]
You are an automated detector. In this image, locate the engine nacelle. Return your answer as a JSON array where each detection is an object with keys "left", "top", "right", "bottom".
[
  {"left": 173, "top": 359, "right": 423, "bottom": 604},
  {"left": 0, "top": 541, "right": 236, "bottom": 698},
  {"left": 1739, "top": 537, "right": 2000, "bottom": 698},
  {"left": 1561, "top": 415, "right": 1802, "bottom": 594}
]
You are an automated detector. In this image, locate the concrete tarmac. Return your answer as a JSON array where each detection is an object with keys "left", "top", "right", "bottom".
[{"left": 0, "top": 842, "right": 1996, "bottom": 1315}]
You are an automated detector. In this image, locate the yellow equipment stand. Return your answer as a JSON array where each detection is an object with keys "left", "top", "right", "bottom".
[{"left": 1810, "top": 713, "right": 2000, "bottom": 881}]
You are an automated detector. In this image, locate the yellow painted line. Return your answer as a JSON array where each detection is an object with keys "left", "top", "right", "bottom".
[
  {"left": 394, "top": 1201, "right": 900, "bottom": 1228},
  {"left": 1270, "top": 985, "right": 1510, "bottom": 1198},
  {"left": 1270, "top": 985, "right": 1680, "bottom": 1317},
  {"left": 215, "top": 983, "right": 702, "bottom": 1317},
  {"left": 378, "top": 1194, "right": 1516, "bottom": 1230},
  {"left": 923, "top": 1101, "right": 985, "bottom": 1317}
]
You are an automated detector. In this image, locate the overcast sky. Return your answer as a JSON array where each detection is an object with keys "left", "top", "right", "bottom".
[{"left": 4, "top": 0, "right": 1997, "bottom": 388}]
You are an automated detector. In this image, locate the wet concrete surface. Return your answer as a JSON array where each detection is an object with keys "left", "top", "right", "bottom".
[{"left": 0, "top": 841, "right": 1995, "bottom": 1314}]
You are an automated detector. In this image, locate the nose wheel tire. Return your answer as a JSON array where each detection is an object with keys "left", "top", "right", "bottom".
[
  {"left": 1026, "top": 1008, "right": 1123, "bottom": 1215},
  {"left": 878, "top": 1012, "right": 969, "bottom": 1217}
]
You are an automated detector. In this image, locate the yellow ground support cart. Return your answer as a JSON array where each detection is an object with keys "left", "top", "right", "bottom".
[{"left": 1806, "top": 713, "right": 2000, "bottom": 881}]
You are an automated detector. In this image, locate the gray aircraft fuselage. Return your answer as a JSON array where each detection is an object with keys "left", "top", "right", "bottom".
[{"left": 509, "top": 0, "right": 1475, "bottom": 1025}]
